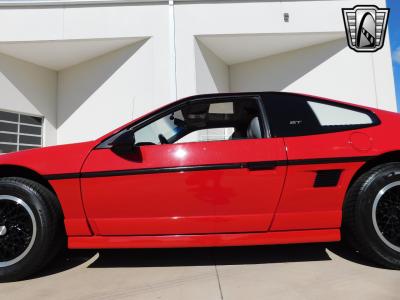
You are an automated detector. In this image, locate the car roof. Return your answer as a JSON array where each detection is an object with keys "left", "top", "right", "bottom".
[{"left": 187, "top": 91, "right": 381, "bottom": 113}]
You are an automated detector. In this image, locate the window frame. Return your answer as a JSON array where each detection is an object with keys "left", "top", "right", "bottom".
[
  {"left": 0, "top": 110, "right": 43, "bottom": 153},
  {"left": 262, "top": 92, "right": 381, "bottom": 138},
  {"left": 97, "top": 94, "right": 270, "bottom": 149}
]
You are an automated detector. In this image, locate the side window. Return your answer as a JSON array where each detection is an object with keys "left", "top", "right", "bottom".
[
  {"left": 133, "top": 97, "right": 263, "bottom": 146},
  {"left": 307, "top": 101, "right": 373, "bottom": 126},
  {"left": 134, "top": 110, "right": 185, "bottom": 145},
  {"left": 264, "top": 93, "right": 378, "bottom": 137},
  {"left": 177, "top": 128, "right": 235, "bottom": 144}
]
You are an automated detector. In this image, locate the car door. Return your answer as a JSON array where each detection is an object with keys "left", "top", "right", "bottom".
[
  {"left": 81, "top": 95, "right": 287, "bottom": 236},
  {"left": 262, "top": 93, "right": 381, "bottom": 231}
]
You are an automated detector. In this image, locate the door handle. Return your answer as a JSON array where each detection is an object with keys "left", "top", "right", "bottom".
[{"left": 246, "top": 161, "right": 277, "bottom": 171}]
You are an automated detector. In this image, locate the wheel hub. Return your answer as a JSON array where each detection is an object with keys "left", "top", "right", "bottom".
[
  {"left": 372, "top": 182, "right": 400, "bottom": 252},
  {"left": 0, "top": 225, "right": 6, "bottom": 236},
  {"left": 0, "top": 196, "right": 37, "bottom": 267}
]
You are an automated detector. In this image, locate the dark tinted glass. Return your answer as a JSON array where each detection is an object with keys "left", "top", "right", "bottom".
[
  {"left": 0, "top": 144, "right": 17, "bottom": 153},
  {"left": 263, "top": 93, "right": 378, "bottom": 137},
  {"left": 0, "top": 133, "right": 17, "bottom": 143},
  {"left": 20, "top": 125, "right": 41, "bottom": 135},
  {"left": 263, "top": 93, "right": 320, "bottom": 137},
  {"left": 0, "top": 121, "right": 18, "bottom": 133},
  {"left": 0, "top": 111, "right": 18, "bottom": 122},
  {"left": 0, "top": 111, "right": 43, "bottom": 152},
  {"left": 20, "top": 115, "right": 43, "bottom": 125},
  {"left": 19, "top": 135, "right": 41, "bottom": 145},
  {"left": 19, "top": 145, "right": 39, "bottom": 151}
]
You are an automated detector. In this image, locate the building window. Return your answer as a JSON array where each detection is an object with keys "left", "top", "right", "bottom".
[{"left": 0, "top": 111, "right": 43, "bottom": 154}]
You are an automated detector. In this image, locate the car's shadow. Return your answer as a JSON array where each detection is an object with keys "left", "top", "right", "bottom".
[{"left": 32, "top": 242, "right": 381, "bottom": 280}]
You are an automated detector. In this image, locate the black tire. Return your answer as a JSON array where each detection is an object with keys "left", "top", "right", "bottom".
[
  {"left": 343, "top": 162, "right": 400, "bottom": 269},
  {"left": 0, "top": 177, "right": 64, "bottom": 281}
]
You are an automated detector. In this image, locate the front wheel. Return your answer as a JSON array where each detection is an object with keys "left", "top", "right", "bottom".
[
  {"left": 343, "top": 162, "right": 400, "bottom": 269},
  {"left": 0, "top": 177, "right": 63, "bottom": 281}
]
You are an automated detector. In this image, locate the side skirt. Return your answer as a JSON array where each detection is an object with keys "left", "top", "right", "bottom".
[{"left": 68, "top": 229, "right": 340, "bottom": 249}]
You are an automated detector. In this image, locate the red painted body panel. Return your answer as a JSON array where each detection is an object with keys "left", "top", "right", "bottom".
[
  {"left": 271, "top": 129, "right": 373, "bottom": 231},
  {"left": 81, "top": 138, "right": 287, "bottom": 235},
  {"left": 49, "top": 179, "right": 92, "bottom": 236},
  {"left": 1, "top": 93, "right": 400, "bottom": 249},
  {"left": 271, "top": 162, "right": 362, "bottom": 231},
  {"left": 0, "top": 141, "right": 96, "bottom": 236},
  {"left": 68, "top": 229, "right": 340, "bottom": 249},
  {"left": 0, "top": 141, "right": 96, "bottom": 175},
  {"left": 270, "top": 110, "right": 400, "bottom": 231}
]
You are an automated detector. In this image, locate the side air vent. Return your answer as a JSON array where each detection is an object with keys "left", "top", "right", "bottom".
[{"left": 314, "top": 169, "right": 343, "bottom": 187}]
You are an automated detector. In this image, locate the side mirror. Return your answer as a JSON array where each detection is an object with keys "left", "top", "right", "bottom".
[{"left": 109, "top": 130, "right": 136, "bottom": 151}]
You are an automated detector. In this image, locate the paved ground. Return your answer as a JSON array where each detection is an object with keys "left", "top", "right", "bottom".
[{"left": 1, "top": 243, "right": 400, "bottom": 300}]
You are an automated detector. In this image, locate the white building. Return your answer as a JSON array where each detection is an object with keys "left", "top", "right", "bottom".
[{"left": 0, "top": 0, "right": 396, "bottom": 153}]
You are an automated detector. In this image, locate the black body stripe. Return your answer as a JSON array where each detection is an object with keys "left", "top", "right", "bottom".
[
  {"left": 45, "top": 173, "right": 81, "bottom": 180},
  {"left": 247, "top": 161, "right": 278, "bottom": 170},
  {"left": 44, "top": 155, "right": 374, "bottom": 180},
  {"left": 82, "top": 163, "right": 243, "bottom": 178}
]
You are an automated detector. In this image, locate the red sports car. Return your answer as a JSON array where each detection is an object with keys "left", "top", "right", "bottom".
[{"left": 1, "top": 92, "right": 400, "bottom": 281}]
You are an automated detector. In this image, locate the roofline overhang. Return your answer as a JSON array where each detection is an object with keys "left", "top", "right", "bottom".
[
  {"left": 0, "top": 0, "right": 283, "bottom": 7},
  {"left": 0, "top": 0, "right": 168, "bottom": 7}
]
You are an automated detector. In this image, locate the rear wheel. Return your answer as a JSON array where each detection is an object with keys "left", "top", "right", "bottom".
[
  {"left": 343, "top": 163, "right": 400, "bottom": 268},
  {"left": 0, "top": 177, "right": 63, "bottom": 281}
]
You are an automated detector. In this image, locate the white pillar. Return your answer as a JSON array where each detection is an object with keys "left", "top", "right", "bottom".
[{"left": 169, "top": 0, "right": 177, "bottom": 101}]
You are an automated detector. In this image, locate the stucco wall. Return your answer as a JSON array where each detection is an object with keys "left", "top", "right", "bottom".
[
  {"left": 195, "top": 39, "right": 230, "bottom": 94},
  {"left": 0, "top": 0, "right": 396, "bottom": 146},
  {"left": 0, "top": 53, "right": 57, "bottom": 145},
  {"left": 230, "top": 38, "right": 396, "bottom": 111},
  {"left": 57, "top": 39, "right": 155, "bottom": 144}
]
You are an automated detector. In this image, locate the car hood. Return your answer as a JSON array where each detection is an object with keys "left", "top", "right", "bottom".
[{"left": 0, "top": 141, "right": 97, "bottom": 176}]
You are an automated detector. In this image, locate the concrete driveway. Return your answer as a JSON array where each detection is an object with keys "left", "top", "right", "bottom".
[{"left": 1, "top": 243, "right": 399, "bottom": 300}]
